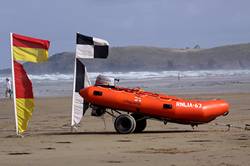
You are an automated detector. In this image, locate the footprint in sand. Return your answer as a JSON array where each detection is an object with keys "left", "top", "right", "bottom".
[
  {"left": 116, "top": 139, "right": 132, "bottom": 142},
  {"left": 105, "top": 160, "right": 122, "bottom": 163},
  {"left": 56, "top": 141, "right": 72, "bottom": 144},
  {"left": 8, "top": 152, "right": 31, "bottom": 155},
  {"left": 40, "top": 147, "right": 56, "bottom": 150},
  {"left": 187, "top": 140, "right": 213, "bottom": 142}
]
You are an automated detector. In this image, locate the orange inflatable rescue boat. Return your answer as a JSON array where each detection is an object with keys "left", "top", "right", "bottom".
[{"left": 80, "top": 75, "right": 229, "bottom": 134}]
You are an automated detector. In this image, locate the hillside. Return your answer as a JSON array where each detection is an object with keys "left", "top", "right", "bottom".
[{"left": 1, "top": 43, "right": 250, "bottom": 74}]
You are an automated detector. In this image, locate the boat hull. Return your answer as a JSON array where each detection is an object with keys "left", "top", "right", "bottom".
[{"left": 80, "top": 86, "right": 229, "bottom": 125}]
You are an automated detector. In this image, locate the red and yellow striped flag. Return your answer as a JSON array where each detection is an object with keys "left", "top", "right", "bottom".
[
  {"left": 11, "top": 33, "right": 50, "bottom": 134},
  {"left": 12, "top": 33, "right": 50, "bottom": 63},
  {"left": 14, "top": 61, "right": 34, "bottom": 133}
]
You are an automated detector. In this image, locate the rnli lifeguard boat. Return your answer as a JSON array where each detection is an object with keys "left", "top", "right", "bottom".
[{"left": 80, "top": 75, "right": 229, "bottom": 134}]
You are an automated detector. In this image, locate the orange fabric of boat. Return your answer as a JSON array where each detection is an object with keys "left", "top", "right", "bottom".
[{"left": 80, "top": 86, "right": 229, "bottom": 124}]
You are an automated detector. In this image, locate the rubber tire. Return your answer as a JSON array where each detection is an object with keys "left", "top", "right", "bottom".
[
  {"left": 131, "top": 113, "right": 147, "bottom": 133},
  {"left": 114, "top": 114, "right": 136, "bottom": 134}
]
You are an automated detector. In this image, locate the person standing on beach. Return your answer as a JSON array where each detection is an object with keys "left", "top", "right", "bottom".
[
  {"left": 5, "top": 78, "right": 12, "bottom": 99},
  {"left": 178, "top": 72, "right": 181, "bottom": 81}
]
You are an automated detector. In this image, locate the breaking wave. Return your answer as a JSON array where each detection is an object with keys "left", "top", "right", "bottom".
[
  {"left": 89, "top": 70, "right": 250, "bottom": 80},
  {"left": 1, "top": 70, "right": 250, "bottom": 83}
]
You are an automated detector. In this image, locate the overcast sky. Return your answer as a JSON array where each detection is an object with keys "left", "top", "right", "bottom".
[{"left": 1, "top": 0, "right": 250, "bottom": 69}]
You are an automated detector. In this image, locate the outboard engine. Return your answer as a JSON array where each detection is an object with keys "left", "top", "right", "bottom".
[
  {"left": 90, "top": 75, "right": 119, "bottom": 117},
  {"left": 95, "top": 75, "right": 119, "bottom": 87}
]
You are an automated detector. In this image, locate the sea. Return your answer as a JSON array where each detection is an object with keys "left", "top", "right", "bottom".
[{"left": 1, "top": 70, "right": 250, "bottom": 97}]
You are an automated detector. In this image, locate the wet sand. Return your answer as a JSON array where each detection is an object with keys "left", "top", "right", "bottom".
[{"left": 0, "top": 92, "right": 250, "bottom": 166}]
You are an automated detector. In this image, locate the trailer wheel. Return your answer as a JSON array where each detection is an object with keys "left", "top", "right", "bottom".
[
  {"left": 131, "top": 113, "right": 147, "bottom": 133},
  {"left": 114, "top": 114, "right": 136, "bottom": 134}
]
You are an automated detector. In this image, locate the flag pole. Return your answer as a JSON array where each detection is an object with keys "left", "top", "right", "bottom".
[
  {"left": 71, "top": 56, "right": 77, "bottom": 130},
  {"left": 71, "top": 32, "right": 80, "bottom": 130},
  {"left": 10, "top": 33, "right": 19, "bottom": 136}
]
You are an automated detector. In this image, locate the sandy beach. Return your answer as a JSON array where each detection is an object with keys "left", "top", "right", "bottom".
[{"left": 0, "top": 89, "right": 250, "bottom": 166}]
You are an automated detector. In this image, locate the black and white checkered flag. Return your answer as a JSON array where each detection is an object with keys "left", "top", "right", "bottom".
[
  {"left": 76, "top": 33, "right": 109, "bottom": 59},
  {"left": 71, "top": 33, "right": 109, "bottom": 128}
]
